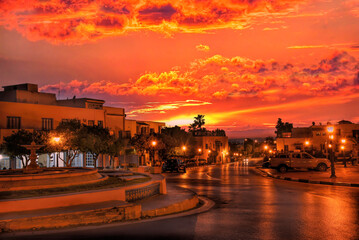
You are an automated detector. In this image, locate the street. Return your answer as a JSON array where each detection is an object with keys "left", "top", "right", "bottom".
[{"left": 5, "top": 163, "right": 359, "bottom": 240}]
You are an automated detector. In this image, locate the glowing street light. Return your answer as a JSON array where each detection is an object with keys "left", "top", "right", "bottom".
[
  {"left": 340, "top": 145, "right": 345, "bottom": 150},
  {"left": 151, "top": 141, "right": 157, "bottom": 147},
  {"left": 328, "top": 144, "right": 332, "bottom": 148},
  {"left": 269, "top": 150, "right": 273, "bottom": 154},
  {"left": 327, "top": 126, "right": 334, "bottom": 133},
  {"left": 305, "top": 141, "right": 310, "bottom": 146},
  {"left": 182, "top": 146, "right": 187, "bottom": 151},
  {"left": 52, "top": 137, "right": 61, "bottom": 144},
  {"left": 264, "top": 145, "right": 268, "bottom": 150},
  {"left": 198, "top": 148, "right": 202, "bottom": 153},
  {"left": 341, "top": 139, "right": 346, "bottom": 144},
  {"left": 208, "top": 150, "right": 211, "bottom": 154}
]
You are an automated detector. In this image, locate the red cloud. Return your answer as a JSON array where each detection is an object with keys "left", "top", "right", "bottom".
[
  {"left": 0, "top": 0, "right": 305, "bottom": 43},
  {"left": 41, "top": 51, "right": 359, "bottom": 102}
]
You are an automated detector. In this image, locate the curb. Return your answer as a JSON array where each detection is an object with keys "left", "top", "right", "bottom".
[
  {"left": 142, "top": 195, "right": 199, "bottom": 218},
  {"left": 256, "top": 167, "right": 358, "bottom": 187},
  {"left": 0, "top": 196, "right": 214, "bottom": 238},
  {"left": 0, "top": 194, "right": 200, "bottom": 233}
]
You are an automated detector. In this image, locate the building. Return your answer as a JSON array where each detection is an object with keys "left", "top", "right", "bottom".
[
  {"left": 276, "top": 122, "right": 359, "bottom": 156},
  {"left": 193, "top": 132, "right": 229, "bottom": 164},
  {"left": 0, "top": 83, "right": 165, "bottom": 169}
]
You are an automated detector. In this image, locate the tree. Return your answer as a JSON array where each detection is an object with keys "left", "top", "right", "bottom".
[
  {"left": 244, "top": 138, "right": 254, "bottom": 154},
  {"left": 46, "top": 119, "right": 82, "bottom": 167},
  {"left": 2, "top": 130, "right": 45, "bottom": 168},
  {"left": 189, "top": 114, "right": 206, "bottom": 133},
  {"left": 130, "top": 134, "right": 150, "bottom": 165},
  {"left": 275, "top": 118, "right": 293, "bottom": 137},
  {"left": 105, "top": 136, "right": 125, "bottom": 169},
  {"left": 77, "top": 125, "right": 112, "bottom": 168},
  {"left": 159, "top": 126, "right": 196, "bottom": 159},
  {"left": 212, "top": 128, "right": 226, "bottom": 136}
]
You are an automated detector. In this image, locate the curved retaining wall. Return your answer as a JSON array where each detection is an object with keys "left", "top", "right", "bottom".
[
  {"left": 0, "top": 168, "right": 107, "bottom": 192},
  {"left": 0, "top": 174, "right": 166, "bottom": 214}
]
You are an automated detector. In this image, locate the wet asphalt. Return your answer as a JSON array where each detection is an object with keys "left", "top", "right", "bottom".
[{"left": 4, "top": 163, "right": 359, "bottom": 240}]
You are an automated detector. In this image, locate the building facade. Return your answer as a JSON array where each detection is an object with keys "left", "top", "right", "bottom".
[
  {"left": 193, "top": 133, "right": 229, "bottom": 164},
  {"left": 0, "top": 83, "right": 165, "bottom": 169},
  {"left": 276, "top": 122, "right": 359, "bottom": 157}
]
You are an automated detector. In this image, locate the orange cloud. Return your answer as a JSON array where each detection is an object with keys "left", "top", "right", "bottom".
[
  {"left": 196, "top": 44, "right": 210, "bottom": 52},
  {"left": 128, "top": 100, "right": 212, "bottom": 116},
  {"left": 0, "top": 0, "right": 306, "bottom": 43},
  {"left": 41, "top": 51, "right": 359, "bottom": 102}
]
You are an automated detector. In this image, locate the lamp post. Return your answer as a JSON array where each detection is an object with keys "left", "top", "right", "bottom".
[
  {"left": 51, "top": 136, "right": 61, "bottom": 167},
  {"left": 341, "top": 140, "right": 346, "bottom": 167},
  {"left": 151, "top": 140, "right": 157, "bottom": 166},
  {"left": 304, "top": 140, "right": 310, "bottom": 153},
  {"left": 327, "top": 126, "right": 336, "bottom": 178}
]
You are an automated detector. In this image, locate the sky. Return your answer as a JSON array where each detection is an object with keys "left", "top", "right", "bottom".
[{"left": 0, "top": 0, "right": 359, "bottom": 138}]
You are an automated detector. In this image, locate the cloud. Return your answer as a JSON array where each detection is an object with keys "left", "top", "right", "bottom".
[
  {"left": 196, "top": 44, "right": 210, "bottom": 52},
  {"left": 41, "top": 51, "right": 359, "bottom": 103},
  {"left": 128, "top": 100, "right": 212, "bottom": 115},
  {"left": 288, "top": 43, "right": 359, "bottom": 51},
  {"left": 0, "top": 0, "right": 306, "bottom": 43}
]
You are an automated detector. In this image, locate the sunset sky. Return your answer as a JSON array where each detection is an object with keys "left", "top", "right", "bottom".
[{"left": 1, "top": 0, "right": 358, "bottom": 138}]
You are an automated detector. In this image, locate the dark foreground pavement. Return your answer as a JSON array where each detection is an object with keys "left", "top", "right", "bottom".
[{"left": 3, "top": 163, "right": 359, "bottom": 240}]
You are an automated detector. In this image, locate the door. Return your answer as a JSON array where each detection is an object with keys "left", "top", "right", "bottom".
[{"left": 290, "top": 153, "right": 303, "bottom": 168}]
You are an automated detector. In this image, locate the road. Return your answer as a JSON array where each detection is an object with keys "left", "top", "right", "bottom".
[{"left": 5, "top": 163, "right": 359, "bottom": 240}]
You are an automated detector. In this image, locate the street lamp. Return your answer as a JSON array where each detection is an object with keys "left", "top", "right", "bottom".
[
  {"left": 341, "top": 139, "right": 346, "bottom": 167},
  {"left": 198, "top": 148, "right": 202, "bottom": 153},
  {"left": 327, "top": 126, "right": 336, "bottom": 178},
  {"left": 264, "top": 145, "right": 268, "bottom": 150},
  {"left": 182, "top": 146, "right": 187, "bottom": 151},
  {"left": 151, "top": 140, "right": 157, "bottom": 165}
]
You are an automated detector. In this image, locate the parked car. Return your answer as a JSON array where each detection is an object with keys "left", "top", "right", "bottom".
[
  {"left": 162, "top": 159, "right": 186, "bottom": 173},
  {"left": 198, "top": 159, "right": 207, "bottom": 166},
  {"left": 269, "top": 152, "right": 330, "bottom": 173},
  {"left": 185, "top": 159, "right": 197, "bottom": 167}
]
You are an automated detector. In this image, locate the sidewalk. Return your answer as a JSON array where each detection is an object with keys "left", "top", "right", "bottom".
[
  {"left": 258, "top": 164, "right": 359, "bottom": 187},
  {"left": 0, "top": 183, "right": 199, "bottom": 232}
]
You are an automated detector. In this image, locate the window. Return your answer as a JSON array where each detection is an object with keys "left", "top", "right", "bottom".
[
  {"left": 302, "top": 153, "right": 313, "bottom": 159},
  {"left": 125, "top": 131, "right": 131, "bottom": 139},
  {"left": 316, "top": 132, "right": 321, "bottom": 136},
  {"left": 284, "top": 145, "right": 289, "bottom": 152},
  {"left": 86, "top": 152, "right": 94, "bottom": 167},
  {"left": 336, "top": 129, "right": 341, "bottom": 136},
  {"left": 150, "top": 128, "right": 154, "bottom": 133},
  {"left": 98, "top": 120, "right": 103, "bottom": 128},
  {"left": 141, "top": 127, "right": 147, "bottom": 134},
  {"left": 62, "top": 119, "right": 69, "bottom": 123},
  {"left": 205, "top": 144, "right": 208, "bottom": 149},
  {"left": 42, "top": 118, "right": 53, "bottom": 130},
  {"left": 7, "top": 116, "right": 21, "bottom": 129},
  {"left": 88, "top": 120, "right": 95, "bottom": 127},
  {"left": 293, "top": 153, "right": 301, "bottom": 158},
  {"left": 353, "top": 130, "right": 359, "bottom": 140}
]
